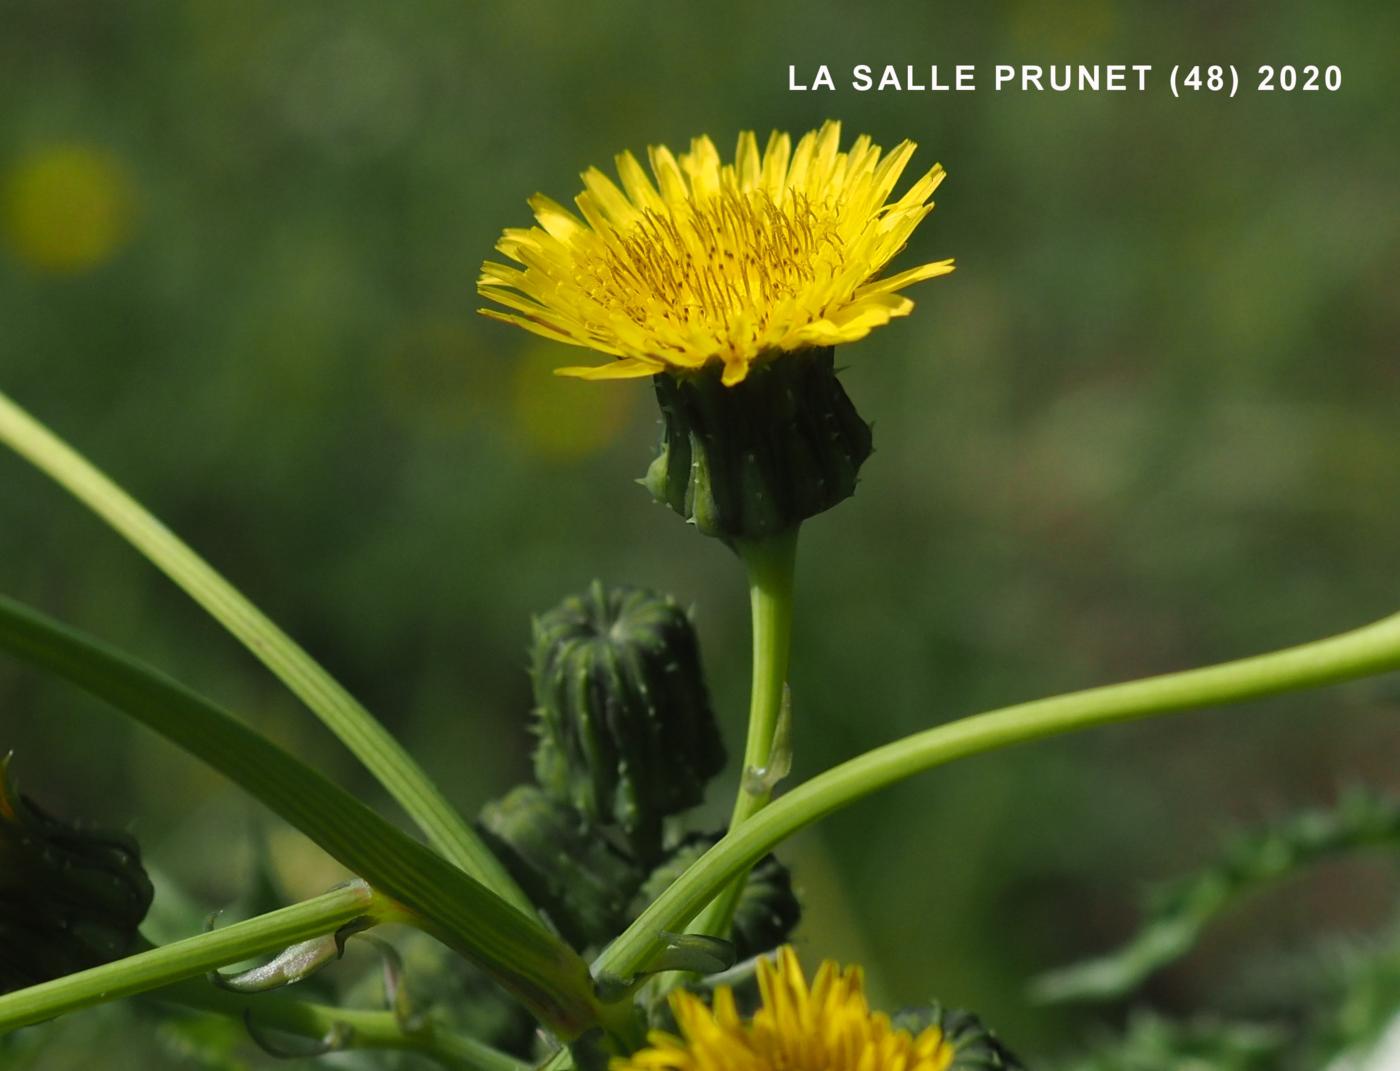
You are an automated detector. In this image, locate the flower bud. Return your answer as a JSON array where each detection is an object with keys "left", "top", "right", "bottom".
[
  {"left": 529, "top": 583, "right": 724, "bottom": 857},
  {"left": 0, "top": 757, "right": 153, "bottom": 992},
  {"left": 477, "top": 785, "right": 644, "bottom": 951},
  {"left": 642, "top": 348, "right": 873, "bottom": 542},
  {"left": 632, "top": 834, "right": 800, "bottom": 960}
]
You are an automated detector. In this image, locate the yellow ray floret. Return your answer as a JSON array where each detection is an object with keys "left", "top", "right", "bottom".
[
  {"left": 612, "top": 946, "right": 955, "bottom": 1071},
  {"left": 479, "top": 121, "right": 953, "bottom": 386}
]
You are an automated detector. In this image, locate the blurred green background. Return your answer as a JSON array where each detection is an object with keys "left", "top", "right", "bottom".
[{"left": 2, "top": 1, "right": 1398, "bottom": 1066}]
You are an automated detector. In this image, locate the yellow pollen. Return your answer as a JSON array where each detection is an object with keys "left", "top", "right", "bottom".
[{"left": 588, "top": 187, "right": 837, "bottom": 339}]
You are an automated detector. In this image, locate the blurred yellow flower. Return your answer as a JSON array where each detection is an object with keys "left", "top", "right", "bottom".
[
  {"left": 613, "top": 946, "right": 955, "bottom": 1071},
  {"left": 511, "top": 343, "right": 635, "bottom": 458},
  {"left": 479, "top": 122, "right": 952, "bottom": 386},
  {"left": 2, "top": 143, "right": 135, "bottom": 274}
]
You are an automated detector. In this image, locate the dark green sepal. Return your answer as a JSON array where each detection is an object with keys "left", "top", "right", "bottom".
[
  {"left": 477, "top": 785, "right": 644, "bottom": 951},
  {"left": 642, "top": 348, "right": 872, "bottom": 541},
  {"left": 0, "top": 755, "right": 153, "bottom": 992},
  {"left": 530, "top": 583, "right": 725, "bottom": 859}
]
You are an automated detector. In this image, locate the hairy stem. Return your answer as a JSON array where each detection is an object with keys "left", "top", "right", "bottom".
[
  {"left": 599, "top": 608, "right": 1400, "bottom": 987},
  {"left": 0, "top": 389, "right": 531, "bottom": 914}
]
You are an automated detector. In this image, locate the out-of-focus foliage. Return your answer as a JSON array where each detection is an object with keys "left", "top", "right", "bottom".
[
  {"left": 2, "top": 1, "right": 1398, "bottom": 1067},
  {"left": 1035, "top": 788, "right": 1400, "bottom": 1004},
  {"left": 1036, "top": 794, "right": 1400, "bottom": 1067},
  {"left": 1052, "top": 1013, "right": 1289, "bottom": 1071},
  {"left": 1050, "top": 919, "right": 1400, "bottom": 1070}
]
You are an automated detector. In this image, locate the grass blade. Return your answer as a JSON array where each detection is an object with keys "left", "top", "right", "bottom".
[{"left": 0, "top": 389, "right": 531, "bottom": 914}]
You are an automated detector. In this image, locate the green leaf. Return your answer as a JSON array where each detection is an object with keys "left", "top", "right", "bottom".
[
  {"left": 0, "top": 389, "right": 530, "bottom": 915},
  {"left": 0, "top": 592, "right": 599, "bottom": 1037}
]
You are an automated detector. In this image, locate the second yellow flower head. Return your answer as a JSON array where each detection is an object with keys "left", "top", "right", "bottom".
[{"left": 614, "top": 947, "right": 959, "bottom": 1071}]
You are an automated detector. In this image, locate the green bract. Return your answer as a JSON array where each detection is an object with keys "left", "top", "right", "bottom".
[
  {"left": 642, "top": 348, "right": 873, "bottom": 542},
  {"left": 478, "top": 785, "right": 644, "bottom": 951},
  {"left": 529, "top": 583, "right": 724, "bottom": 858}
]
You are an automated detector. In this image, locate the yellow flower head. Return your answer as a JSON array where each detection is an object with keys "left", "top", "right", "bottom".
[
  {"left": 478, "top": 122, "right": 953, "bottom": 386},
  {"left": 614, "top": 947, "right": 956, "bottom": 1071}
]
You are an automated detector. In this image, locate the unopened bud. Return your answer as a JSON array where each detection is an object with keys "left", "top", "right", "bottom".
[
  {"left": 478, "top": 785, "right": 644, "bottom": 951},
  {"left": 530, "top": 583, "right": 724, "bottom": 858}
]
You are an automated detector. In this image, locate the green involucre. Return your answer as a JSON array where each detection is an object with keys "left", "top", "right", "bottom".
[
  {"left": 479, "top": 785, "right": 646, "bottom": 951},
  {"left": 642, "top": 349, "right": 872, "bottom": 542}
]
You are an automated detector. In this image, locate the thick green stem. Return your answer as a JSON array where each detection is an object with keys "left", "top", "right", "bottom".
[
  {"left": 689, "top": 528, "right": 798, "bottom": 941},
  {"left": 0, "top": 884, "right": 386, "bottom": 1035},
  {"left": 0, "top": 389, "right": 531, "bottom": 915},
  {"left": 0, "top": 593, "right": 601, "bottom": 1037},
  {"left": 598, "top": 607, "right": 1400, "bottom": 988}
]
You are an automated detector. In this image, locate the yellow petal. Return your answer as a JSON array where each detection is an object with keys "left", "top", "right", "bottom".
[
  {"left": 580, "top": 166, "right": 641, "bottom": 227},
  {"left": 734, "top": 130, "right": 762, "bottom": 191},
  {"left": 855, "top": 258, "right": 955, "bottom": 298},
  {"left": 647, "top": 144, "right": 689, "bottom": 204},
  {"left": 555, "top": 357, "right": 662, "bottom": 380},
  {"left": 720, "top": 357, "right": 750, "bottom": 386},
  {"left": 527, "top": 194, "right": 585, "bottom": 241}
]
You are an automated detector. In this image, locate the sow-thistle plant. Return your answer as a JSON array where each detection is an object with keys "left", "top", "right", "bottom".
[{"left": 0, "top": 121, "right": 1399, "bottom": 1069}]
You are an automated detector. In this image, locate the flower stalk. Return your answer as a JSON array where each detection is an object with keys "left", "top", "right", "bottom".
[
  {"left": 596, "top": 606, "right": 1400, "bottom": 988},
  {"left": 690, "top": 529, "right": 798, "bottom": 942}
]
